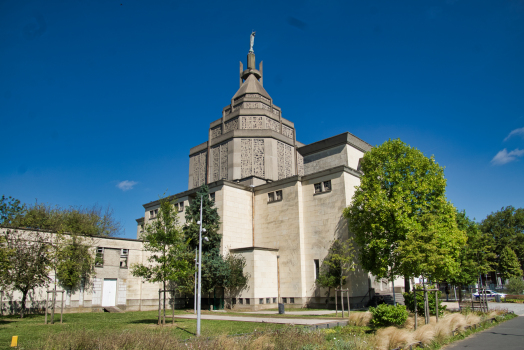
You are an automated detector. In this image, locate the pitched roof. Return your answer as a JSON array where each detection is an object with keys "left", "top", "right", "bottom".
[{"left": 232, "top": 74, "right": 271, "bottom": 100}]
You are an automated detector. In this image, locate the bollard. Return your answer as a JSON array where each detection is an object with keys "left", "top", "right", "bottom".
[{"left": 11, "top": 336, "right": 18, "bottom": 347}]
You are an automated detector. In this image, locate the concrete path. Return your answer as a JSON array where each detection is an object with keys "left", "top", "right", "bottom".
[
  {"left": 441, "top": 302, "right": 524, "bottom": 316},
  {"left": 175, "top": 314, "right": 347, "bottom": 327},
  {"left": 242, "top": 310, "right": 336, "bottom": 316},
  {"left": 444, "top": 315, "right": 524, "bottom": 349}
]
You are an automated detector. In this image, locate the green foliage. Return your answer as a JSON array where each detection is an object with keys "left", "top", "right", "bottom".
[
  {"left": 343, "top": 139, "right": 466, "bottom": 282},
  {"left": 224, "top": 252, "right": 250, "bottom": 296},
  {"left": 449, "top": 210, "right": 495, "bottom": 287},
  {"left": 54, "top": 233, "right": 94, "bottom": 291},
  {"left": 507, "top": 277, "right": 524, "bottom": 295},
  {"left": 403, "top": 286, "right": 446, "bottom": 317},
  {"left": 315, "top": 239, "right": 356, "bottom": 293},
  {"left": 2, "top": 228, "right": 52, "bottom": 317},
  {"left": 11, "top": 202, "right": 122, "bottom": 236},
  {"left": 183, "top": 185, "right": 249, "bottom": 295},
  {"left": 0, "top": 235, "right": 13, "bottom": 287},
  {"left": 131, "top": 196, "right": 192, "bottom": 291},
  {"left": 498, "top": 247, "right": 523, "bottom": 280},
  {"left": 0, "top": 195, "right": 25, "bottom": 226},
  {"left": 368, "top": 304, "right": 408, "bottom": 328},
  {"left": 480, "top": 206, "right": 524, "bottom": 274}
]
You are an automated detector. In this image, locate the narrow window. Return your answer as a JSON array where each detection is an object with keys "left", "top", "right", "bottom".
[
  {"left": 314, "top": 259, "right": 320, "bottom": 280},
  {"left": 314, "top": 183, "right": 322, "bottom": 193},
  {"left": 273, "top": 298, "right": 277, "bottom": 303},
  {"left": 179, "top": 202, "right": 184, "bottom": 212},
  {"left": 290, "top": 297, "right": 295, "bottom": 304},
  {"left": 259, "top": 298, "right": 264, "bottom": 304},
  {"left": 276, "top": 190, "right": 282, "bottom": 201},
  {"left": 95, "top": 247, "right": 104, "bottom": 267},
  {"left": 246, "top": 298, "right": 250, "bottom": 305},
  {"left": 232, "top": 298, "right": 236, "bottom": 305},
  {"left": 268, "top": 192, "right": 275, "bottom": 203},
  {"left": 266, "top": 298, "right": 270, "bottom": 304},
  {"left": 149, "top": 210, "right": 154, "bottom": 219},
  {"left": 357, "top": 158, "right": 363, "bottom": 172},
  {"left": 120, "top": 249, "right": 129, "bottom": 268},
  {"left": 283, "top": 297, "right": 287, "bottom": 304},
  {"left": 210, "top": 193, "right": 215, "bottom": 202},
  {"left": 239, "top": 298, "right": 243, "bottom": 305},
  {"left": 140, "top": 224, "right": 144, "bottom": 233},
  {"left": 154, "top": 209, "right": 158, "bottom": 216},
  {"left": 323, "top": 180, "right": 331, "bottom": 192}
]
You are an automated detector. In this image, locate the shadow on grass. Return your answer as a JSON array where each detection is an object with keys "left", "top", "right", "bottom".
[
  {"left": 129, "top": 318, "right": 159, "bottom": 325},
  {"left": 0, "top": 314, "right": 43, "bottom": 320}
]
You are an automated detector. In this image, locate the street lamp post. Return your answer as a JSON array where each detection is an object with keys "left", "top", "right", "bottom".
[{"left": 196, "top": 197, "right": 208, "bottom": 337}]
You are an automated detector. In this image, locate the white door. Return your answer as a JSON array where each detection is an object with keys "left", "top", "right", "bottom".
[{"left": 102, "top": 279, "right": 117, "bottom": 306}]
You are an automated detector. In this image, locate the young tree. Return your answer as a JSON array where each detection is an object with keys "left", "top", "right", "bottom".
[
  {"left": 498, "top": 246, "right": 523, "bottom": 280},
  {"left": 3, "top": 229, "right": 52, "bottom": 318},
  {"left": 54, "top": 233, "right": 95, "bottom": 298},
  {"left": 447, "top": 210, "right": 495, "bottom": 301},
  {"left": 480, "top": 206, "right": 524, "bottom": 272},
  {"left": 0, "top": 195, "right": 25, "bottom": 226},
  {"left": 224, "top": 252, "right": 250, "bottom": 301},
  {"left": 507, "top": 277, "right": 524, "bottom": 295},
  {"left": 315, "top": 239, "right": 356, "bottom": 296},
  {"left": 343, "top": 139, "right": 465, "bottom": 288},
  {"left": 131, "top": 196, "right": 192, "bottom": 323}
]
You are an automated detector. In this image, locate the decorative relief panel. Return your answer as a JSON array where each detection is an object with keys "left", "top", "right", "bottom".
[
  {"left": 297, "top": 152, "right": 304, "bottom": 176},
  {"left": 245, "top": 93, "right": 271, "bottom": 104},
  {"left": 282, "top": 125, "right": 294, "bottom": 139},
  {"left": 285, "top": 144, "right": 293, "bottom": 177},
  {"left": 267, "top": 118, "right": 280, "bottom": 132},
  {"left": 241, "top": 116, "right": 265, "bottom": 129},
  {"left": 211, "top": 125, "right": 222, "bottom": 139},
  {"left": 272, "top": 109, "right": 280, "bottom": 116},
  {"left": 212, "top": 146, "right": 220, "bottom": 182},
  {"left": 277, "top": 141, "right": 285, "bottom": 180},
  {"left": 253, "top": 139, "right": 265, "bottom": 178},
  {"left": 224, "top": 107, "right": 231, "bottom": 115},
  {"left": 220, "top": 143, "right": 228, "bottom": 180},
  {"left": 241, "top": 139, "right": 253, "bottom": 178},
  {"left": 224, "top": 117, "right": 239, "bottom": 133},
  {"left": 191, "top": 151, "right": 207, "bottom": 188}
]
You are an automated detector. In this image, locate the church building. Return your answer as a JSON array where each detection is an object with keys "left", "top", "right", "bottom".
[{"left": 135, "top": 40, "right": 386, "bottom": 310}]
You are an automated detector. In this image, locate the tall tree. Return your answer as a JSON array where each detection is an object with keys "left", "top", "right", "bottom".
[
  {"left": 480, "top": 206, "right": 524, "bottom": 273},
  {"left": 3, "top": 229, "right": 52, "bottom": 318},
  {"left": 131, "top": 196, "right": 192, "bottom": 323},
  {"left": 343, "top": 139, "right": 466, "bottom": 286},
  {"left": 498, "top": 246, "right": 523, "bottom": 280},
  {"left": 11, "top": 202, "right": 122, "bottom": 237},
  {"left": 315, "top": 239, "right": 356, "bottom": 296},
  {"left": 0, "top": 195, "right": 25, "bottom": 227}
]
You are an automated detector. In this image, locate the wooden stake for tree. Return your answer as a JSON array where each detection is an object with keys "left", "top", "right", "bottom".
[{"left": 413, "top": 287, "right": 417, "bottom": 330}]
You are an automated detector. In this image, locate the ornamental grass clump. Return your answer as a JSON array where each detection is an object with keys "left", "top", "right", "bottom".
[
  {"left": 349, "top": 311, "right": 372, "bottom": 326},
  {"left": 374, "top": 326, "right": 413, "bottom": 350},
  {"left": 369, "top": 304, "right": 408, "bottom": 328}
]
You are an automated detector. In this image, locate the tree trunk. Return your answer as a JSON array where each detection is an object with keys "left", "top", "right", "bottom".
[
  {"left": 458, "top": 284, "right": 463, "bottom": 303},
  {"left": 20, "top": 289, "right": 28, "bottom": 319},
  {"left": 163, "top": 280, "right": 166, "bottom": 325},
  {"left": 404, "top": 276, "right": 410, "bottom": 294}
]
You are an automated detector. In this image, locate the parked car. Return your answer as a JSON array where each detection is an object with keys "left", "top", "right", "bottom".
[{"left": 473, "top": 290, "right": 507, "bottom": 300}]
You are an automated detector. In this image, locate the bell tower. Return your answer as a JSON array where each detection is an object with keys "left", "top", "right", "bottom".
[{"left": 188, "top": 34, "right": 301, "bottom": 190}]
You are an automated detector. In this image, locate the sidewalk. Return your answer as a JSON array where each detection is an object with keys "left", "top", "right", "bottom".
[
  {"left": 175, "top": 313, "right": 348, "bottom": 328},
  {"left": 441, "top": 302, "right": 524, "bottom": 316},
  {"left": 444, "top": 315, "right": 524, "bottom": 349}
]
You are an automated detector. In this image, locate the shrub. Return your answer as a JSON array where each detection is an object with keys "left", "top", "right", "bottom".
[
  {"left": 403, "top": 286, "right": 446, "bottom": 317},
  {"left": 507, "top": 277, "right": 524, "bottom": 295},
  {"left": 369, "top": 304, "right": 408, "bottom": 328}
]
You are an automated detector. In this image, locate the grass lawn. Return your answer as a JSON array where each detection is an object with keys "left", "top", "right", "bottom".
[{"left": 0, "top": 310, "right": 285, "bottom": 350}]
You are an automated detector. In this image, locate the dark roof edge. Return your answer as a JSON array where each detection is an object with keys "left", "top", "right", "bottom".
[
  {"left": 298, "top": 132, "right": 372, "bottom": 156},
  {"left": 229, "top": 246, "right": 279, "bottom": 252}
]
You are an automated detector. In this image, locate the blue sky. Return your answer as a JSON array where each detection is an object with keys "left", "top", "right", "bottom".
[{"left": 1, "top": 0, "right": 523, "bottom": 238}]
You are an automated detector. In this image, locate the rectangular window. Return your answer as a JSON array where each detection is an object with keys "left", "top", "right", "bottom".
[
  {"left": 266, "top": 298, "right": 270, "bottom": 304},
  {"left": 120, "top": 249, "right": 129, "bottom": 269},
  {"left": 149, "top": 210, "right": 154, "bottom": 219},
  {"left": 210, "top": 193, "right": 215, "bottom": 202},
  {"left": 290, "top": 297, "right": 295, "bottom": 304},
  {"left": 283, "top": 297, "right": 287, "bottom": 304},
  {"left": 95, "top": 247, "right": 104, "bottom": 267},
  {"left": 314, "top": 183, "right": 322, "bottom": 193},
  {"left": 259, "top": 298, "right": 264, "bottom": 304},
  {"left": 314, "top": 259, "right": 320, "bottom": 280},
  {"left": 323, "top": 180, "right": 331, "bottom": 192},
  {"left": 179, "top": 202, "right": 184, "bottom": 212},
  {"left": 246, "top": 298, "right": 250, "bottom": 305},
  {"left": 154, "top": 209, "right": 158, "bottom": 216},
  {"left": 232, "top": 298, "right": 236, "bottom": 305},
  {"left": 268, "top": 192, "right": 275, "bottom": 202},
  {"left": 239, "top": 298, "right": 243, "bottom": 305},
  {"left": 276, "top": 190, "right": 282, "bottom": 201},
  {"left": 273, "top": 298, "right": 277, "bottom": 303}
]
